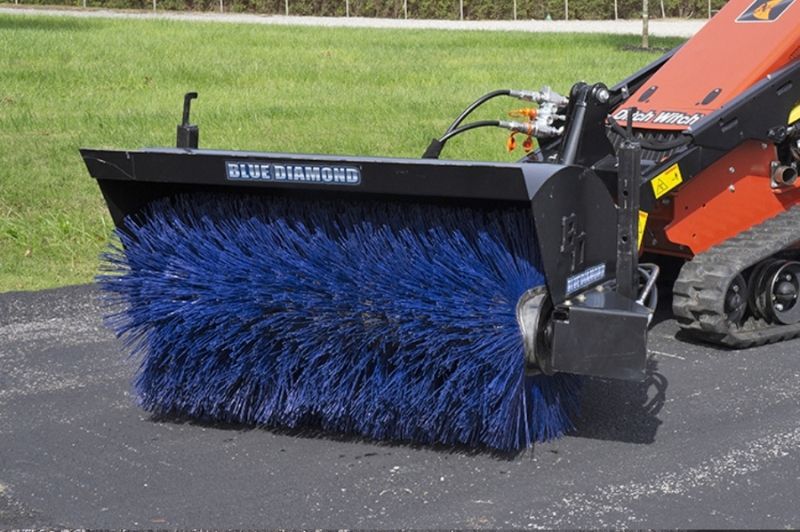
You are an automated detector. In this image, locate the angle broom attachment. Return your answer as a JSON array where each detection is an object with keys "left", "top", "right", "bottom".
[{"left": 99, "top": 194, "right": 582, "bottom": 451}]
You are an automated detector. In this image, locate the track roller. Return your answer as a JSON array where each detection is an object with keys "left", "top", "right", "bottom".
[
  {"left": 725, "top": 274, "right": 748, "bottom": 326},
  {"left": 750, "top": 260, "right": 800, "bottom": 325}
]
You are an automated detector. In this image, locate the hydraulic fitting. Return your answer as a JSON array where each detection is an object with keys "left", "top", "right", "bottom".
[{"left": 509, "top": 86, "right": 569, "bottom": 107}]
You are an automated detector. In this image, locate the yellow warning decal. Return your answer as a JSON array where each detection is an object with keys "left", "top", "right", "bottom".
[
  {"left": 736, "top": 0, "right": 795, "bottom": 22},
  {"left": 651, "top": 163, "right": 683, "bottom": 199},
  {"left": 638, "top": 210, "right": 649, "bottom": 250},
  {"left": 790, "top": 104, "right": 800, "bottom": 125}
]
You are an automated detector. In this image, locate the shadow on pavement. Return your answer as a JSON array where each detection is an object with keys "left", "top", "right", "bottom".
[{"left": 572, "top": 358, "right": 667, "bottom": 444}]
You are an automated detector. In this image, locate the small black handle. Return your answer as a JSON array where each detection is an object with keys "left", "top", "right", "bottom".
[
  {"left": 177, "top": 92, "right": 199, "bottom": 149},
  {"left": 182, "top": 92, "right": 198, "bottom": 126}
]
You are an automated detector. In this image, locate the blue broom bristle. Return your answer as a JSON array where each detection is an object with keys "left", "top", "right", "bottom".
[{"left": 98, "top": 194, "right": 582, "bottom": 451}]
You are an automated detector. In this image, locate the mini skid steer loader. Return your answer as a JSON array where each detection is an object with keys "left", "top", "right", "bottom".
[{"left": 81, "top": 0, "right": 800, "bottom": 450}]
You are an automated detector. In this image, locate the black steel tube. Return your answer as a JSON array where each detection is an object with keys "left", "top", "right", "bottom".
[{"left": 616, "top": 140, "right": 642, "bottom": 300}]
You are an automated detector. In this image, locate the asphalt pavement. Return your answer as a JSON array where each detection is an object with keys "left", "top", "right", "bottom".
[{"left": 1, "top": 284, "right": 799, "bottom": 528}]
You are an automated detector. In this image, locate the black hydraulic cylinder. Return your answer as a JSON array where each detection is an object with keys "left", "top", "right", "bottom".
[
  {"left": 557, "top": 83, "right": 615, "bottom": 167},
  {"left": 558, "top": 84, "right": 589, "bottom": 165},
  {"left": 616, "top": 140, "right": 641, "bottom": 300}
]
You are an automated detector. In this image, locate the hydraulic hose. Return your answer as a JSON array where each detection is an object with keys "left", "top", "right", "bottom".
[
  {"left": 445, "top": 90, "right": 511, "bottom": 134},
  {"left": 422, "top": 120, "right": 502, "bottom": 159},
  {"left": 439, "top": 120, "right": 503, "bottom": 143},
  {"left": 423, "top": 86, "right": 569, "bottom": 158}
]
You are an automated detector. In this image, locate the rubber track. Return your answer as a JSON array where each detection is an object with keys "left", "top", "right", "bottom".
[{"left": 672, "top": 205, "right": 800, "bottom": 348}]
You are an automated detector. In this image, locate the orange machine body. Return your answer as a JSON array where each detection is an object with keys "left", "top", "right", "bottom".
[
  {"left": 624, "top": 0, "right": 800, "bottom": 258},
  {"left": 618, "top": 0, "right": 800, "bottom": 132}
]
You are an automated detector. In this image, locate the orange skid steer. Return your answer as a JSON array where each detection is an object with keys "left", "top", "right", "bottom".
[{"left": 80, "top": 0, "right": 800, "bottom": 449}]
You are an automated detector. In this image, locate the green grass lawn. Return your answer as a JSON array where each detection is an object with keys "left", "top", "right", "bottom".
[{"left": 0, "top": 13, "right": 683, "bottom": 291}]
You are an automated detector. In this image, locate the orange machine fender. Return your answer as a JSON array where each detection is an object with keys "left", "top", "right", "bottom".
[{"left": 663, "top": 140, "right": 800, "bottom": 255}]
